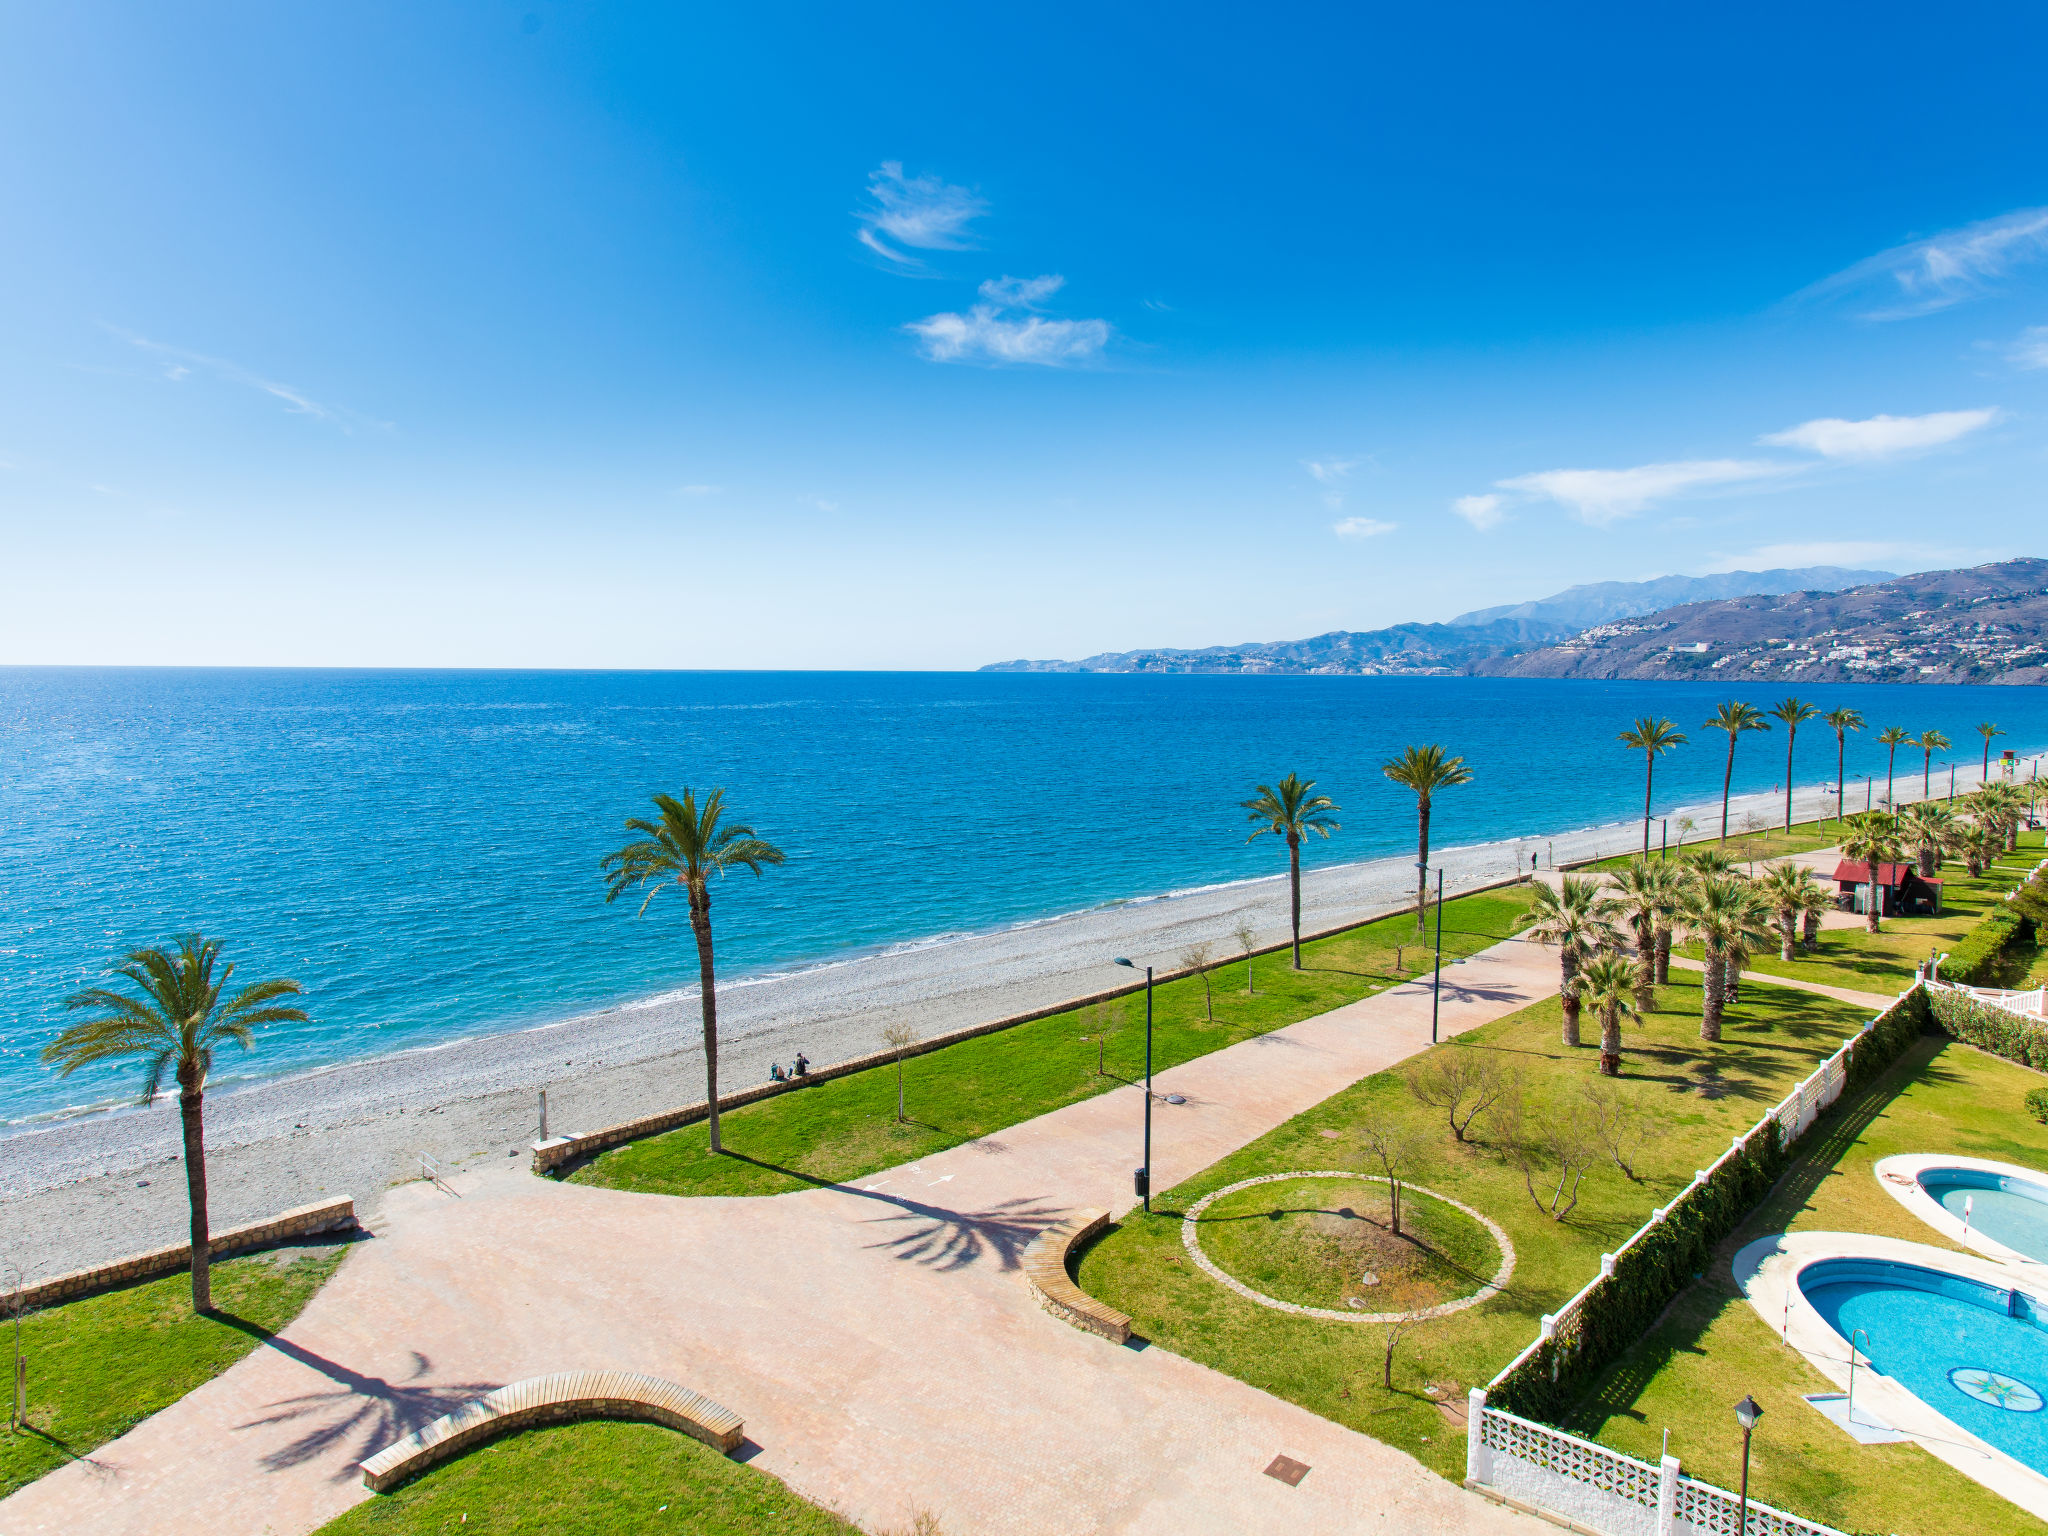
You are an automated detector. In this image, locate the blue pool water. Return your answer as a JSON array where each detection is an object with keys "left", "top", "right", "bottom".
[
  {"left": 1922, "top": 1168, "right": 2048, "bottom": 1265},
  {"left": 1803, "top": 1259, "right": 2048, "bottom": 1470},
  {"left": 3, "top": 669, "right": 2045, "bottom": 1125}
]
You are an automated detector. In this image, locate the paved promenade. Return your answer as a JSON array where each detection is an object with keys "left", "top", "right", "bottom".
[{"left": 0, "top": 941, "right": 1561, "bottom": 1536}]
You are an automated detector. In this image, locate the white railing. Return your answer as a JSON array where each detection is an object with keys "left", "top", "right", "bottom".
[
  {"left": 1950, "top": 984, "right": 2047, "bottom": 1019},
  {"left": 1468, "top": 1400, "right": 1846, "bottom": 1536},
  {"left": 1472, "top": 991, "right": 1919, "bottom": 1534}
]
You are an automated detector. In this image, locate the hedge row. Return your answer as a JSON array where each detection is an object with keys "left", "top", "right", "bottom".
[
  {"left": 1943, "top": 907, "right": 2032, "bottom": 987},
  {"left": 1490, "top": 987, "right": 1931, "bottom": 1424},
  {"left": 1927, "top": 984, "right": 2048, "bottom": 1071}
]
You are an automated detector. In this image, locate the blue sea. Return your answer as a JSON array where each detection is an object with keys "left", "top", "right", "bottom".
[{"left": 1, "top": 669, "right": 2042, "bottom": 1126}]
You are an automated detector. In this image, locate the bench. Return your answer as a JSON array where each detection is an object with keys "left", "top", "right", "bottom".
[
  {"left": 1020, "top": 1209, "right": 1132, "bottom": 1344},
  {"left": 358, "top": 1369, "right": 744, "bottom": 1493}
]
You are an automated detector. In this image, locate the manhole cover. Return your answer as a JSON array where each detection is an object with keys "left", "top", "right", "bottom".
[
  {"left": 1264, "top": 1454, "right": 1310, "bottom": 1486},
  {"left": 1164, "top": 1093, "right": 1187, "bottom": 1105}
]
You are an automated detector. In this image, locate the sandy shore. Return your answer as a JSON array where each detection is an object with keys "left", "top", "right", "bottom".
[{"left": 0, "top": 772, "right": 1951, "bottom": 1280}]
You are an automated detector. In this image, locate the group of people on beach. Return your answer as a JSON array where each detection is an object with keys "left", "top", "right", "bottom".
[{"left": 767, "top": 1053, "right": 810, "bottom": 1083}]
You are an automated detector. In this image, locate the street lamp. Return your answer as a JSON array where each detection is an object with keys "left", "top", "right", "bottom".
[
  {"left": 1419, "top": 862, "right": 1445, "bottom": 1043},
  {"left": 1733, "top": 1394, "right": 1762, "bottom": 1536},
  {"left": 1113, "top": 957, "right": 1154, "bottom": 1210}
]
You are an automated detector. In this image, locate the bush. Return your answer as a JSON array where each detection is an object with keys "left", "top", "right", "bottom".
[
  {"left": 1927, "top": 985, "right": 2048, "bottom": 1071},
  {"left": 2026, "top": 1087, "right": 2048, "bottom": 1125},
  {"left": 1943, "top": 908, "right": 2029, "bottom": 987}
]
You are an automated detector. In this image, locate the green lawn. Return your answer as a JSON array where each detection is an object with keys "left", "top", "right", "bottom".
[
  {"left": 1568, "top": 1034, "right": 2048, "bottom": 1536},
  {"left": 1695, "top": 829, "right": 2045, "bottom": 996},
  {"left": 1580, "top": 816, "right": 1842, "bottom": 874},
  {"left": 320, "top": 1421, "right": 858, "bottom": 1535},
  {"left": 1074, "top": 968, "right": 1877, "bottom": 1487},
  {"left": 0, "top": 1241, "right": 350, "bottom": 1498},
  {"left": 571, "top": 886, "right": 1540, "bottom": 1199}
]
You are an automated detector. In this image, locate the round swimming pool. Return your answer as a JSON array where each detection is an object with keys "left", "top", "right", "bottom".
[
  {"left": 1801, "top": 1258, "right": 2048, "bottom": 1472},
  {"left": 1918, "top": 1167, "right": 2048, "bottom": 1265}
]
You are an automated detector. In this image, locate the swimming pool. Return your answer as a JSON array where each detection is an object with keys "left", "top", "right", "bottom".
[
  {"left": 1919, "top": 1167, "right": 2048, "bottom": 1265},
  {"left": 1800, "top": 1258, "right": 2048, "bottom": 1472}
]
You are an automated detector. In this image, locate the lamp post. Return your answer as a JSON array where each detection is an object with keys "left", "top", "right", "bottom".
[
  {"left": 1425, "top": 865, "right": 1445, "bottom": 1044},
  {"left": 1113, "top": 957, "right": 1154, "bottom": 1211},
  {"left": 1733, "top": 1394, "right": 1762, "bottom": 1536}
]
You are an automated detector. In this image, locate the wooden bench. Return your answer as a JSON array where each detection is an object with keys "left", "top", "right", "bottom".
[
  {"left": 358, "top": 1369, "right": 743, "bottom": 1493},
  {"left": 1021, "top": 1209, "right": 1132, "bottom": 1344}
]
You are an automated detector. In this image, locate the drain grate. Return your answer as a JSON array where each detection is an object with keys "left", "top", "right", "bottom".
[{"left": 1263, "top": 1454, "right": 1311, "bottom": 1487}]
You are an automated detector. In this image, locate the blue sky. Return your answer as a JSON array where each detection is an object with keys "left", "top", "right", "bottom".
[{"left": 3, "top": 3, "right": 2047, "bottom": 668}]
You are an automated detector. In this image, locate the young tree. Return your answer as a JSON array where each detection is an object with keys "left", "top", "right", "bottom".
[
  {"left": 1766, "top": 697, "right": 1819, "bottom": 832},
  {"left": 1494, "top": 1092, "right": 1597, "bottom": 1222},
  {"left": 1243, "top": 774, "right": 1341, "bottom": 969},
  {"left": 1514, "top": 876, "right": 1619, "bottom": 1047},
  {"left": 1382, "top": 744, "right": 1473, "bottom": 936},
  {"left": 1233, "top": 917, "right": 1259, "bottom": 995},
  {"left": 1617, "top": 717, "right": 1687, "bottom": 855},
  {"left": 1405, "top": 1049, "right": 1516, "bottom": 1143},
  {"left": 603, "top": 788, "right": 786, "bottom": 1154},
  {"left": 44, "top": 935, "right": 308, "bottom": 1313},
  {"left": 882, "top": 1022, "right": 918, "bottom": 1123},
  {"left": 1179, "top": 941, "right": 1216, "bottom": 1021},
  {"left": 1080, "top": 998, "right": 1126, "bottom": 1075},
  {"left": 1357, "top": 1097, "right": 1426, "bottom": 1235},
  {"left": 1703, "top": 700, "right": 1771, "bottom": 843},
  {"left": 1577, "top": 1078, "right": 1651, "bottom": 1182},
  {"left": 1822, "top": 708, "right": 1864, "bottom": 832}
]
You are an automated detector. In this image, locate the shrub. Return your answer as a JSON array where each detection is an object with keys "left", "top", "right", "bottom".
[
  {"left": 2026, "top": 1087, "right": 2048, "bottom": 1126},
  {"left": 1943, "top": 908, "right": 2029, "bottom": 987},
  {"left": 1927, "top": 985, "right": 2048, "bottom": 1071}
]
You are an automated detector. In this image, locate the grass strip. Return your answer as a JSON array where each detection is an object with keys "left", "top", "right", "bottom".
[
  {"left": 571, "top": 886, "right": 1539, "bottom": 1198},
  {"left": 0, "top": 1241, "right": 349, "bottom": 1498},
  {"left": 319, "top": 1420, "right": 858, "bottom": 1535}
]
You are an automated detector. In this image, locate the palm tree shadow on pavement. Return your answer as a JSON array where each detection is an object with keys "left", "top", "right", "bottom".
[
  {"left": 859, "top": 1193, "right": 1072, "bottom": 1273},
  {"left": 213, "top": 1318, "right": 497, "bottom": 1479}
]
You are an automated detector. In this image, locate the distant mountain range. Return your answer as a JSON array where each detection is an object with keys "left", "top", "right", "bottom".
[
  {"left": 981, "top": 566, "right": 1896, "bottom": 676},
  {"left": 1492, "top": 558, "right": 2048, "bottom": 685}
]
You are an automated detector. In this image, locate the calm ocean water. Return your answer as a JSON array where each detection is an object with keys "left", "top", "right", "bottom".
[{"left": 1, "top": 669, "right": 2042, "bottom": 1124}]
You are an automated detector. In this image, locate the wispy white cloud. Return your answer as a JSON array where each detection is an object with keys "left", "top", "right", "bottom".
[
  {"left": 2007, "top": 325, "right": 2048, "bottom": 370},
  {"left": 1332, "top": 516, "right": 1396, "bottom": 539},
  {"left": 905, "top": 274, "right": 1111, "bottom": 366},
  {"left": 1452, "top": 493, "right": 1506, "bottom": 531},
  {"left": 1800, "top": 206, "right": 2048, "bottom": 320},
  {"left": 106, "top": 326, "right": 384, "bottom": 431},
  {"left": 856, "top": 162, "right": 987, "bottom": 268},
  {"left": 1303, "top": 458, "right": 1358, "bottom": 510},
  {"left": 1496, "top": 459, "right": 1794, "bottom": 527},
  {"left": 1759, "top": 408, "right": 1997, "bottom": 461}
]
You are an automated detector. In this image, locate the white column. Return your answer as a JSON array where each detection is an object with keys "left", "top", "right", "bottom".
[
  {"left": 1656, "top": 1454, "right": 1681, "bottom": 1536},
  {"left": 1466, "top": 1389, "right": 1491, "bottom": 1485}
]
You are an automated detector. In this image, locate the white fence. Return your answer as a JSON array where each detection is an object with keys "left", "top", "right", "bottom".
[
  {"left": 1467, "top": 1401, "right": 1845, "bottom": 1536},
  {"left": 1467, "top": 990, "right": 1921, "bottom": 1536},
  {"left": 1951, "top": 984, "right": 2047, "bottom": 1019}
]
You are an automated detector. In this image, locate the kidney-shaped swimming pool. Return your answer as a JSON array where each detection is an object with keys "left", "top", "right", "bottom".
[{"left": 1801, "top": 1258, "right": 2048, "bottom": 1472}]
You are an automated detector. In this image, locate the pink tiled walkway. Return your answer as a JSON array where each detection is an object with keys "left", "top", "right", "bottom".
[{"left": 1, "top": 942, "right": 1561, "bottom": 1536}]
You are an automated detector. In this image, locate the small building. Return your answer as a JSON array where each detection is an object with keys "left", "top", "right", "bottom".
[{"left": 1832, "top": 860, "right": 1943, "bottom": 917}]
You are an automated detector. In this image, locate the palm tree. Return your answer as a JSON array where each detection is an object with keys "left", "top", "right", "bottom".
[
  {"left": 1703, "top": 700, "right": 1770, "bottom": 842},
  {"left": 1875, "top": 727, "right": 1911, "bottom": 807},
  {"left": 1573, "top": 952, "right": 1639, "bottom": 1077},
  {"left": 1917, "top": 729, "right": 1951, "bottom": 800},
  {"left": 603, "top": 789, "right": 786, "bottom": 1154},
  {"left": 1756, "top": 862, "right": 1819, "bottom": 962},
  {"left": 43, "top": 935, "right": 307, "bottom": 1313},
  {"left": 1898, "top": 801, "right": 1954, "bottom": 878},
  {"left": 1794, "top": 877, "right": 1831, "bottom": 952},
  {"left": 1514, "top": 876, "right": 1619, "bottom": 1048},
  {"left": 1954, "top": 819, "right": 1997, "bottom": 877},
  {"left": 1822, "top": 707, "right": 1863, "bottom": 831},
  {"left": 1607, "top": 856, "right": 1680, "bottom": 1008},
  {"left": 1681, "top": 875, "right": 1773, "bottom": 1041},
  {"left": 1617, "top": 717, "right": 1686, "bottom": 855},
  {"left": 1977, "top": 722, "right": 2006, "bottom": 785},
  {"left": 1244, "top": 774, "right": 1341, "bottom": 968},
  {"left": 1381, "top": 745, "right": 1471, "bottom": 935},
  {"left": 1837, "top": 811, "right": 1904, "bottom": 933},
  {"left": 1969, "top": 781, "right": 2026, "bottom": 853},
  {"left": 1766, "top": 698, "right": 1819, "bottom": 832}
]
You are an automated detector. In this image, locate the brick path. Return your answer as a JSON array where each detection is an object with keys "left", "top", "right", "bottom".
[{"left": 0, "top": 942, "right": 1562, "bottom": 1536}]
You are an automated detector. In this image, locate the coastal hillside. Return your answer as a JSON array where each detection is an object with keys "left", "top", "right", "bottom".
[
  {"left": 1489, "top": 558, "right": 2048, "bottom": 685},
  {"left": 981, "top": 565, "right": 1891, "bottom": 675}
]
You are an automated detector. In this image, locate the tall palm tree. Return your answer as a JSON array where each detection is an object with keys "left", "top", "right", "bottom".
[
  {"left": 603, "top": 789, "right": 786, "bottom": 1154},
  {"left": 1875, "top": 727, "right": 1911, "bottom": 807},
  {"left": 1381, "top": 745, "right": 1471, "bottom": 935},
  {"left": 1243, "top": 774, "right": 1341, "bottom": 968},
  {"left": 1978, "top": 721, "right": 2006, "bottom": 785},
  {"left": 1756, "top": 861, "right": 1820, "bottom": 962},
  {"left": 1897, "top": 801, "right": 1954, "bottom": 878},
  {"left": 1766, "top": 698, "right": 1819, "bottom": 832},
  {"left": 1574, "top": 952, "right": 1639, "bottom": 1077},
  {"left": 1703, "top": 700, "right": 1770, "bottom": 842},
  {"left": 43, "top": 935, "right": 307, "bottom": 1313},
  {"left": 1822, "top": 707, "right": 1863, "bottom": 831},
  {"left": 1837, "top": 811, "right": 1904, "bottom": 933},
  {"left": 1917, "top": 729, "right": 1951, "bottom": 800},
  {"left": 1616, "top": 717, "right": 1686, "bottom": 854},
  {"left": 1969, "top": 781, "right": 2025, "bottom": 853},
  {"left": 1681, "top": 875, "right": 1773, "bottom": 1041},
  {"left": 1514, "top": 876, "right": 1619, "bottom": 1048},
  {"left": 1607, "top": 856, "right": 1679, "bottom": 1008}
]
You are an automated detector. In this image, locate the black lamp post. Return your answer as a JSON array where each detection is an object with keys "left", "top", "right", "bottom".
[
  {"left": 1114, "top": 957, "right": 1154, "bottom": 1210},
  {"left": 1420, "top": 863, "right": 1445, "bottom": 1043},
  {"left": 1733, "top": 1394, "right": 1762, "bottom": 1536}
]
